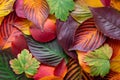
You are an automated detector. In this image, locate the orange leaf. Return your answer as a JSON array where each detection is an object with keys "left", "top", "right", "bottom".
[
  {"left": 40, "top": 76, "right": 62, "bottom": 80},
  {"left": 0, "top": 17, "right": 4, "bottom": 25},
  {"left": 111, "top": 0, "right": 120, "bottom": 11},
  {"left": 23, "top": 0, "right": 49, "bottom": 29},
  {"left": 0, "top": 12, "right": 21, "bottom": 50}
]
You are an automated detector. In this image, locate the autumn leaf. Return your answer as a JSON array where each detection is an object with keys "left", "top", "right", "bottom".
[
  {"left": 84, "top": 44, "right": 113, "bottom": 77},
  {"left": 101, "top": 0, "right": 111, "bottom": 6},
  {"left": 111, "top": 0, "right": 120, "bottom": 11},
  {"left": 0, "top": 0, "right": 15, "bottom": 17},
  {"left": 70, "top": 18, "right": 106, "bottom": 52},
  {"left": 84, "top": 0, "right": 104, "bottom": 7},
  {"left": 47, "top": 0, "right": 75, "bottom": 21},
  {"left": 23, "top": 0, "right": 49, "bottom": 29},
  {"left": 10, "top": 49, "right": 40, "bottom": 77},
  {"left": 71, "top": 0, "right": 92, "bottom": 23},
  {"left": 90, "top": 7, "right": 120, "bottom": 40},
  {"left": 0, "top": 17, "right": 4, "bottom": 25}
]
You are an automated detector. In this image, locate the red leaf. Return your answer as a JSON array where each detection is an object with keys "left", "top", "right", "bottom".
[
  {"left": 100, "top": 0, "right": 111, "bottom": 6},
  {"left": 70, "top": 18, "right": 106, "bottom": 52},
  {"left": 34, "top": 65, "right": 55, "bottom": 80},
  {"left": 54, "top": 59, "right": 67, "bottom": 77},
  {"left": 15, "top": 0, "right": 26, "bottom": 18},
  {"left": 11, "top": 35, "right": 29, "bottom": 57},
  {"left": 56, "top": 16, "right": 79, "bottom": 59},
  {"left": 23, "top": 0, "right": 49, "bottom": 28},
  {"left": 30, "top": 18, "right": 56, "bottom": 42},
  {"left": 0, "top": 12, "right": 21, "bottom": 50}
]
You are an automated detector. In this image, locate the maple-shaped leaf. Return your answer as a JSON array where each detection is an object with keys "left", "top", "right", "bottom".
[
  {"left": 0, "top": 12, "right": 22, "bottom": 50},
  {"left": 23, "top": 0, "right": 49, "bottom": 28},
  {"left": 0, "top": 0, "right": 15, "bottom": 17},
  {"left": 13, "top": 18, "right": 32, "bottom": 35},
  {"left": 10, "top": 49, "right": 40, "bottom": 77},
  {"left": 71, "top": 0, "right": 92, "bottom": 23},
  {"left": 70, "top": 18, "right": 106, "bottom": 52},
  {"left": 111, "top": 0, "right": 120, "bottom": 11},
  {"left": 57, "top": 16, "right": 79, "bottom": 59},
  {"left": 90, "top": 7, "right": 120, "bottom": 40},
  {"left": 84, "top": 44, "right": 113, "bottom": 77},
  {"left": 47, "top": 0, "right": 75, "bottom": 21}
]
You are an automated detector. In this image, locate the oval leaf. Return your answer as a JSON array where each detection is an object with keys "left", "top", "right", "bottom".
[
  {"left": 56, "top": 16, "right": 79, "bottom": 59},
  {"left": 70, "top": 18, "right": 106, "bottom": 52},
  {"left": 90, "top": 7, "right": 120, "bottom": 40},
  {"left": 23, "top": 0, "right": 49, "bottom": 28},
  {"left": 26, "top": 36, "right": 68, "bottom": 66}
]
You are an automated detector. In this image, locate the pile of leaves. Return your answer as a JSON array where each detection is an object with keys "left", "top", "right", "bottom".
[{"left": 1, "top": 0, "right": 120, "bottom": 80}]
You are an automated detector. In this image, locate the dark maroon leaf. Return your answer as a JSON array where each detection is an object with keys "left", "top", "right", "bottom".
[
  {"left": 90, "top": 7, "right": 120, "bottom": 40},
  {"left": 70, "top": 18, "right": 106, "bottom": 52},
  {"left": 101, "top": 0, "right": 111, "bottom": 6},
  {"left": 56, "top": 16, "right": 79, "bottom": 59}
]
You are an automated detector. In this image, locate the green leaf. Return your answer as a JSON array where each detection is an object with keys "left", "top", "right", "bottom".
[
  {"left": 26, "top": 36, "right": 68, "bottom": 66},
  {"left": 0, "top": 49, "right": 32, "bottom": 80},
  {"left": 10, "top": 49, "right": 40, "bottom": 77},
  {"left": 47, "top": 0, "right": 75, "bottom": 21},
  {"left": 84, "top": 44, "right": 113, "bottom": 77},
  {"left": 71, "top": 0, "right": 92, "bottom": 23}
]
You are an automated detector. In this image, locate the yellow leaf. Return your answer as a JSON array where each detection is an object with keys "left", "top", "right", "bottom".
[
  {"left": 111, "top": 0, "right": 120, "bottom": 11},
  {"left": 111, "top": 54, "right": 120, "bottom": 73},
  {"left": 84, "top": 0, "right": 104, "bottom": 7},
  {"left": 0, "top": 0, "right": 15, "bottom": 17},
  {"left": 40, "top": 76, "right": 62, "bottom": 80},
  {"left": 77, "top": 50, "right": 90, "bottom": 73}
]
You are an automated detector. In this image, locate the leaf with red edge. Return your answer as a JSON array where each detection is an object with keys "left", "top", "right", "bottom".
[
  {"left": 54, "top": 59, "right": 67, "bottom": 78},
  {"left": 23, "top": 0, "right": 49, "bottom": 28},
  {"left": 34, "top": 64, "right": 55, "bottom": 80},
  {"left": 100, "top": 0, "right": 111, "bottom": 6},
  {"left": 90, "top": 7, "right": 120, "bottom": 40},
  {"left": 15, "top": 0, "right": 26, "bottom": 18},
  {"left": 70, "top": 18, "right": 106, "bottom": 52},
  {"left": 56, "top": 16, "right": 79, "bottom": 59},
  {"left": 11, "top": 34, "right": 29, "bottom": 57},
  {"left": 30, "top": 18, "right": 56, "bottom": 42},
  {"left": 0, "top": 12, "right": 21, "bottom": 50},
  {"left": 13, "top": 18, "right": 32, "bottom": 35}
]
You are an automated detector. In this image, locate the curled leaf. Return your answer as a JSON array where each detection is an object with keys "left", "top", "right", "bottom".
[
  {"left": 70, "top": 18, "right": 106, "bottom": 52},
  {"left": 10, "top": 49, "right": 40, "bottom": 77},
  {"left": 84, "top": 44, "right": 112, "bottom": 77},
  {"left": 23, "top": 0, "right": 49, "bottom": 28}
]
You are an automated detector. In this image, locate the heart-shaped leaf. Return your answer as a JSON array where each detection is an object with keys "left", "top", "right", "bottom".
[
  {"left": 23, "top": 0, "right": 49, "bottom": 28},
  {"left": 70, "top": 18, "right": 106, "bottom": 52},
  {"left": 71, "top": 0, "right": 92, "bottom": 23},
  {"left": 0, "top": 0, "right": 15, "bottom": 17},
  {"left": 90, "top": 7, "right": 120, "bottom": 40},
  {"left": 47, "top": 0, "right": 75, "bottom": 21},
  {"left": 26, "top": 36, "right": 68, "bottom": 66},
  {"left": 56, "top": 16, "right": 79, "bottom": 59},
  {"left": 0, "top": 12, "right": 21, "bottom": 50},
  {"left": 84, "top": 44, "right": 112, "bottom": 77},
  {"left": 10, "top": 49, "right": 40, "bottom": 77}
]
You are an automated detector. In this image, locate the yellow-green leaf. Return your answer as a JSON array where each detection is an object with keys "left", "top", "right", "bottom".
[
  {"left": 0, "top": 0, "right": 15, "bottom": 17},
  {"left": 10, "top": 49, "right": 40, "bottom": 77}
]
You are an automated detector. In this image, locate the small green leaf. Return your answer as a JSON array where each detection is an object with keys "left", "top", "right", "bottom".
[
  {"left": 10, "top": 49, "right": 40, "bottom": 77},
  {"left": 47, "top": 0, "right": 75, "bottom": 21},
  {"left": 84, "top": 44, "right": 113, "bottom": 77}
]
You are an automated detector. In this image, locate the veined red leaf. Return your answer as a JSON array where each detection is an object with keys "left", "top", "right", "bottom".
[
  {"left": 23, "top": 0, "right": 49, "bottom": 28},
  {"left": 13, "top": 18, "right": 32, "bottom": 35},
  {"left": 90, "top": 7, "right": 120, "bottom": 40},
  {"left": 26, "top": 36, "right": 68, "bottom": 66},
  {"left": 100, "top": 0, "right": 111, "bottom": 6},
  {"left": 11, "top": 35, "right": 29, "bottom": 57},
  {"left": 64, "top": 59, "right": 94, "bottom": 80},
  {"left": 0, "top": 12, "right": 21, "bottom": 50},
  {"left": 70, "top": 18, "right": 106, "bottom": 52},
  {"left": 56, "top": 16, "right": 79, "bottom": 59},
  {"left": 15, "top": 0, "right": 26, "bottom": 18}
]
